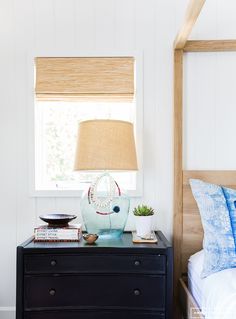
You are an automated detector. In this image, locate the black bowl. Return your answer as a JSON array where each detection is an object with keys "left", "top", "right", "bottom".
[{"left": 39, "top": 213, "right": 77, "bottom": 227}]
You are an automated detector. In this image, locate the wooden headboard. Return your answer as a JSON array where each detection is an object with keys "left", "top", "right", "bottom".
[{"left": 181, "top": 170, "right": 236, "bottom": 274}]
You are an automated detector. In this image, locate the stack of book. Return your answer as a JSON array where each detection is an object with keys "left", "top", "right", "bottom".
[{"left": 34, "top": 224, "right": 82, "bottom": 242}]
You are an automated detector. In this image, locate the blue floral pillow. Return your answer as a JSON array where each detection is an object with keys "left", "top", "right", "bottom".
[
  {"left": 222, "top": 186, "right": 236, "bottom": 247},
  {"left": 189, "top": 179, "right": 236, "bottom": 278}
]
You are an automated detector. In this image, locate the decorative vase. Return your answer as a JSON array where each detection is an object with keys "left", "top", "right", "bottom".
[
  {"left": 135, "top": 215, "right": 153, "bottom": 238},
  {"left": 80, "top": 189, "right": 130, "bottom": 239}
]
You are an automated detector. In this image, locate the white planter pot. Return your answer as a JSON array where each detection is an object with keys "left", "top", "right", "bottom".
[{"left": 135, "top": 215, "right": 153, "bottom": 238}]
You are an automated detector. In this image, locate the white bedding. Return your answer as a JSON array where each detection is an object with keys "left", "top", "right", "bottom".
[
  {"left": 188, "top": 250, "right": 236, "bottom": 319},
  {"left": 188, "top": 250, "right": 204, "bottom": 309}
]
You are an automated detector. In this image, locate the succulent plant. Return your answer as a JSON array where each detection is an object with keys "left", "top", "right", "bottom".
[{"left": 133, "top": 205, "right": 155, "bottom": 217}]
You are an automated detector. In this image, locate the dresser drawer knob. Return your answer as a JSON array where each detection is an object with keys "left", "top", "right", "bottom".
[
  {"left": 134, "top": 260, "right": 141, "bottom": 266},
  {"left": 134, "top": 289, "right": 141, "bottom": 296},
  {"left": 49, "top": 289, "right": 56, "bottom": 296},
  {"left": 50, "top": 260, "right": 57, "bottom": 267}
]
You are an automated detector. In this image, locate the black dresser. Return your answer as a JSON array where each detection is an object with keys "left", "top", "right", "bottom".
[{"left": 16, "top": 231, "right": 173, "bottom": 319}]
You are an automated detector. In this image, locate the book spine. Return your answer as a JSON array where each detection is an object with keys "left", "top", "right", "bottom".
[
  {"left": 34, "top": 235, "right": 80, "bottom": 239},
  {"left": 34, "top": 239, "right": 81, "bottom": 242},
  {"left": 35, "top": 228, "right": 82, "bottom": 232},
  {"left": 35, "top": 230, "right": 81, "bottom": 235},
  {"left": 35, "top": 224, "right": 82, "bottom": 230}
]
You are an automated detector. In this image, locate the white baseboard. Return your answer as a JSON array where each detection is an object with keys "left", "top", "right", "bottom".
[{"left": 0, "top": 307, "right": 15, "bottom": 319}]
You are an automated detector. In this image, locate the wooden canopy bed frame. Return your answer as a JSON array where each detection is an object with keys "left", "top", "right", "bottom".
[{"left": 173, "top": 0, "right": 236, "bottom": 318}]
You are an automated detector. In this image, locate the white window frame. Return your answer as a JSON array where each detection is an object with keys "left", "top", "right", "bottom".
[{"left": 28, "top": 50, "right": 143, "bottom": 197}]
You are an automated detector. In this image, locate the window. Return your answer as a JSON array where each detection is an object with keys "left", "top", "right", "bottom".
[{"left": 33, "top": 56, "right": 142, "bottom": 195}]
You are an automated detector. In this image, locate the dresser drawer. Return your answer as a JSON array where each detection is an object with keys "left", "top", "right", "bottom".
[
  {"left": 25, "top": 310, "right": 165, "bottom": 319},
  {"left": 25, "top": 274, "right": 165, "bottom": 310},
  {"left": 24, "top": 254, "right": 166, "bottom": 274}
]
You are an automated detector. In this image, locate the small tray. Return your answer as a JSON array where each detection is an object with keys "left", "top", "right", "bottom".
[{"left": 132, "top": 231, "right": 158, "bottom": 244}]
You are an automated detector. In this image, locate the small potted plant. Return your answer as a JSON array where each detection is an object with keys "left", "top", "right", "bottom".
[{"left": 133, "top": 205, "right": 155, "bottom": 238}]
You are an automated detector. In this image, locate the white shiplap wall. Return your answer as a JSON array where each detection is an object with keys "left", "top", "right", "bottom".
[
  {"left": 184, "top": 0, "right": 236, "bottom": 169},
  {"left": 1, "top": 0, "right": 236, "bottom": 317}
]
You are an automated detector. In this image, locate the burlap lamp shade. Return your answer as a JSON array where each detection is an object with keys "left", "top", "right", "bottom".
[{"left": 74, "top": 120, "right": 138, "bottom": 171}]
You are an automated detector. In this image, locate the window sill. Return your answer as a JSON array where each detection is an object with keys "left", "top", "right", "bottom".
[{"left": 30, "top": 189, "right": 142, "bottom": 198}]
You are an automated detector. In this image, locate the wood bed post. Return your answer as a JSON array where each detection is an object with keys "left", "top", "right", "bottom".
[
  {"left": 173, "top": 48, "right": 183, "bottom": 319},
  {"left": 173, "top": 0, "right": 205, "bottom": 317}
]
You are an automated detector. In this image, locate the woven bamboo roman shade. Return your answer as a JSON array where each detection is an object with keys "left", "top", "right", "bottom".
[{"left": 35, "top": 57, "right": 134, "bottom": 102}]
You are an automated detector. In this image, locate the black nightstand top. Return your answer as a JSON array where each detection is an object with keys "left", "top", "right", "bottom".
[{"left": 19, "top": 231, "right": 171, "bottom": 254}]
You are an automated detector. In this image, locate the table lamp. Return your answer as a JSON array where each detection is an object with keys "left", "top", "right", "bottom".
[{"left": 74, "top": 119, "right": 138, "bottom": 239}]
